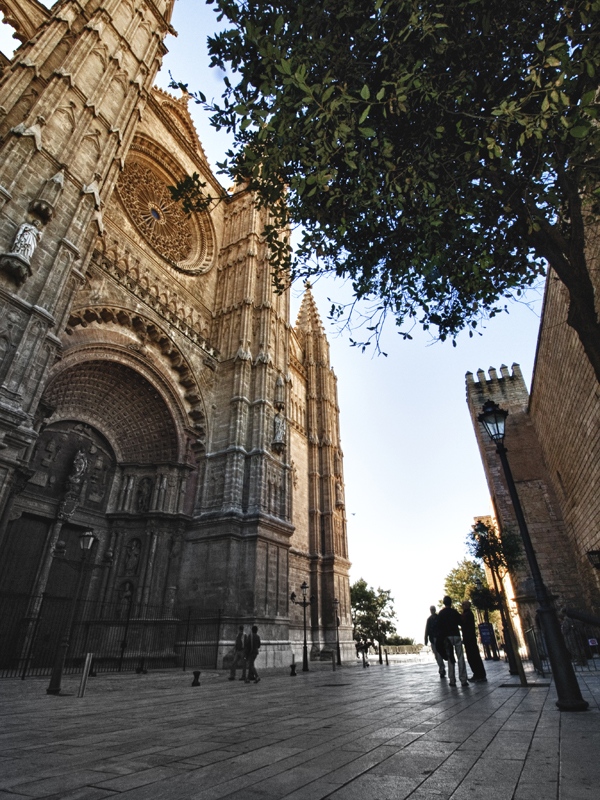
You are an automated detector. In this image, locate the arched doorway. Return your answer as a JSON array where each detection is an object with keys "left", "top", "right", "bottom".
[{"left": 0, "top": 357, "right": 191, "bottom": 608}]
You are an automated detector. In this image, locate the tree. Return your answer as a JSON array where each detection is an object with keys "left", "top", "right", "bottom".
[
  {"left": 350, "top": 578, "right": 397, "bottom": 641},
  {"left": 467, "top": 519, "right": 523, "bottom": 579},
  {"left": 468, "top": 519, "right": 527, "bottom": 678},
  {"left": 386, "top": 634, "right": 416, "bottom": 646},
  {"left": 442, "top": 558, "right": 487, "bottom": 608},
  {"left": 173, "top": 0, "right": 600, "bottom": 370}
]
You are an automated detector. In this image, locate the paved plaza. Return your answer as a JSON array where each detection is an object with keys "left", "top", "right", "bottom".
[{"left": 1, "top": 659, "right": 599, "bottom": 800}]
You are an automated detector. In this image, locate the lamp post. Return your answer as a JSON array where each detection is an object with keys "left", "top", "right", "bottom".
[
  {"left": 377, "top": 619, "right": 384, "bottom": 664},
  {"left": 46, "top": 531, "right": 112, "bottom": 696},
  {"left": 333, "top": 597, "right": 342, "bottom": 666},
  {"left": 291, "top": 581, "right": 313, "bottom": 672},
  {"left": 478, "top": 400, "right": 588, "bottom": 711}
]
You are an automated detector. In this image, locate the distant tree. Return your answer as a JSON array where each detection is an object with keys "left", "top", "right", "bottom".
[
  {"left": 350, "top": 578, "right": 397, "bottom": 641},
  {"left": 386, "top": 634, "right": 416, "bottom": 646},
  {"left": 442, "top": 558, "right": 487, "bottom": 608},
  {"left": 467, "top": 520, "right": 523, "bottom": 579}
]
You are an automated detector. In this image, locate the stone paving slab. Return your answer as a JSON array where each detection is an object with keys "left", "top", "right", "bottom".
[{"left": 1, "top": 660, "right": 599, "bottom": 799}]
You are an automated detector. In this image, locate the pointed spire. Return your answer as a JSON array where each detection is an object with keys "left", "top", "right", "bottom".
[{"left": 295, "top": 283, "right": 325, "bottom": 335}]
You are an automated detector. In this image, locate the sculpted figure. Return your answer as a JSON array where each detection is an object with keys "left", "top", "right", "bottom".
[
  {"left": 10, "top": 220, "right": 43, "bottom": 262},
  {"left": 273, "top": 412, "right": 286, "bottom": 444},
  {"left": 70, "top": 449, "right": 87, "bottom": 483},
  {"left": 124, "top": 538, "right": 141, "bottom": 575}
]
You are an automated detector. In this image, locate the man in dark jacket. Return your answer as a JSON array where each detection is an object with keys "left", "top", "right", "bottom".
[
  {"left": 461, "top": 601, "right": 487, "bottom": 682},
  {"left": 437, "top": 595, "right": 469, "bottom": 687},
  {"left": 245, "top": 625, "right": 261, "bottom": 683},
  {"left": 424, "top": 605, "right": 446, "bottom": 678},
  {"left": 228, "top": 625, "right": 247, "bottom": 681}
]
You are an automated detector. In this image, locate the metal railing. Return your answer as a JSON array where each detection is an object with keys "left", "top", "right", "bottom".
[
  {"left": 525, "top": 608, "right": 600, "bottom": 676},
  {"left": 0, "top": 592, "right": 221, "bottom": 679}
]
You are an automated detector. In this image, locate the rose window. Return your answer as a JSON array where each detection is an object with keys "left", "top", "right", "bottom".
[{"left": 117, "top": 161, "right": 210, "bottom": 270}]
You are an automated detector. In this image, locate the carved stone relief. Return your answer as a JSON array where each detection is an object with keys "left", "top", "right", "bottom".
[{"left": 124, "top": 537, "right": 141, "bottom": 576}]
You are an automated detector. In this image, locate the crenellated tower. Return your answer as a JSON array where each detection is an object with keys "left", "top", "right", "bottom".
[{"left": 466, "top": 364, "right": 587, "bottom": 629}]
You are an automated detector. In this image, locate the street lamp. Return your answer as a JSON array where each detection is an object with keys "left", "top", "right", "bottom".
[
  {"left": 46, "top": 531, "right": 112, "bottom": 696},
  {"left": 478, "top": 400, "right": 588, "bottom": 711},
  {"left": 333, "top": 598, "right": 341, "bottom": 666},
  {"left": 291, "top": 581, "right": 313, "bottom": 672}
]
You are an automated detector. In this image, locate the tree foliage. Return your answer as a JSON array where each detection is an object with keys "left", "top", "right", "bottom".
[
  {"left": 350, "top": 578, "right": 397, "bottom": 641},
  {"left": 386, "top": 634, "right": 416, "bottom": 646},
  {"left": 467, "top": 520, "right": 523, "bottom": 579},
  {"left": 173, "top": 0, "right": 600, "bottom": 370},
  {"left": 442, "top": 558, "right": 487, "bottom": 608}
]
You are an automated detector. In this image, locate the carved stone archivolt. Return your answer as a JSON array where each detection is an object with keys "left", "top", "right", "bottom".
[
  {"left": 66, "top": 306, "right": 209, "bottom": 442},
  {"left": 43, "top": 360, "right": 179, "bottom": 464},
  {"left": 116, "top": 160, "right": 214, "bottom": 274}
]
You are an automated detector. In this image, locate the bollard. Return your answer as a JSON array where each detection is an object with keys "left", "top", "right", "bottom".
[
  {"left": 385, "top": 649, "right": 389, "bottom": 665},
  {"left": 191, "top": 670, "right": 201, "bottom": 686},
  {"left": 290, "top": 653, "right": 297, "bottom": 676},
  {"left": 332, "top": 650, "right": 336, "bottom": 671},
  {"left": 77, "top": 653, "right": 94, "bottom": 698}
]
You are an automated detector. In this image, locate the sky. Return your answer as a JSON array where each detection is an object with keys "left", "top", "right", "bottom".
[{"left": 0, "top": 2, "right": 543, "bottom": 642}]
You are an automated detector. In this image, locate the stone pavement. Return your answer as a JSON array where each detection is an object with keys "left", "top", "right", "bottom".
[{"left": 1, "top": 659, "right": 600, "bottom": 800}]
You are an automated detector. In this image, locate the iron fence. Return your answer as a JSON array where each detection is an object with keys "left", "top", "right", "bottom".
[
  {"left": 0, "top": 592, "right": 221, "bottom": 678},
  {"left": 525, "top": 609, "right": 600, "bottom": 676}
]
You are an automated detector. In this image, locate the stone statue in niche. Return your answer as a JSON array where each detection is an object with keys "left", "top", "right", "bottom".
[
  {"left": 0, "top": 310, "right": 19, "bottom": 363},
  {"left": 334, "top": 449, "right": 342, "bottom": 476},
  {"left": 10, "top": 219, "right": 43, "bottom": 262},
  {"left": 68, "top": 449, "right": 87, "bottom": 487},
  {"left": 117, "top": 581, "right": 134, "bottom": 618},
  {"left": 136, "top": 476, "right": 153, "bottom": 512},
  {"left": 58, "top": 449, "right": 88, "bottom": 521},
  {"left": 124, "top": 538, "right": 141, "bottom": 576},
  {"left": 335, "top": 480, "right": 344, "bottom": 507},
  {"left": 88, "top": 454, "right": 108, "bottom": 504},
  {"left": 272, "top": 412, "right": 286, "bottom": 453},
  {"left": 1, "top": 216, "right": 45, "bottom": 283}
]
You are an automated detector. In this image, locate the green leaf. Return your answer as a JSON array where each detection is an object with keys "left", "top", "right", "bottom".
[
  {"left": 360, "top": 84, "right": 370, "bottom": 100},
  {"left": 581, "top": 90, "right": 596, "bottom": 106},
  {"left": 359, "top": 105, "right": 371, "bottom": 124},
  {"left": 570, "top": 125, "right": 590, "bottom": 138}
]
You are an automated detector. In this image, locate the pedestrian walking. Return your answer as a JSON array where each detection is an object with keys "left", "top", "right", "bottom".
[
  {"left": 461, "top": 601, "right": 487, "bottom": 682},
  {"left": 437, "top": 595, "right": 469, "bottom": 687},
  {"left": 245, "top": 625, "right": 261, "bottom": 683},
  {"left": 424, "top": 605, "right": 446, "bottom": 678},
  {"left": 228, "top": 625, "right": 247, "bottom": 681}
]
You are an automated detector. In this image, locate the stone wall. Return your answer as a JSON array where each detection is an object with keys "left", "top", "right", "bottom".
[{"left": 528, "top": 273, "right": 600, "bottom": 613}]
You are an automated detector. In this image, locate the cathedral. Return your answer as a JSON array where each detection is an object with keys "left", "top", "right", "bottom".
[{"left": 0, "top": 0, "right": 352, "bottom": 668}]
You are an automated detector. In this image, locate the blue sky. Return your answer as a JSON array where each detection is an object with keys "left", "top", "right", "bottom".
[{"left": 1, "top": 2, "right": 543, "bottom": 640}]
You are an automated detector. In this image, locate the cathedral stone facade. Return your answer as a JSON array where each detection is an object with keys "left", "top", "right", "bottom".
[{"left": 0, "top": 0, "right": 352, "bottom": 666}]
